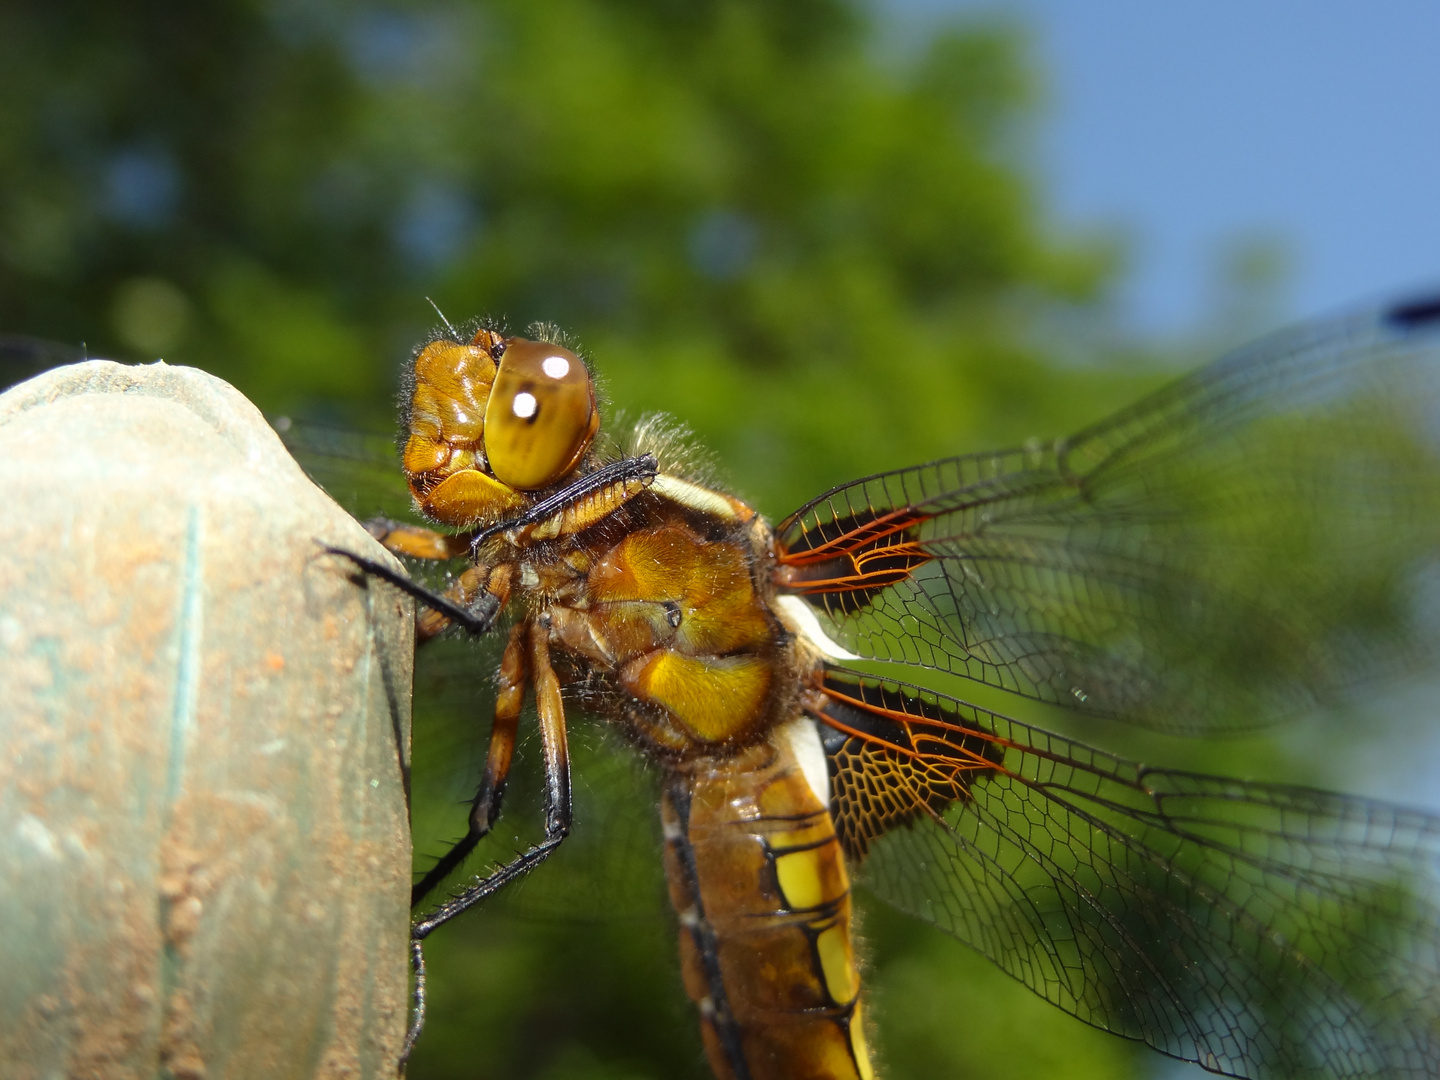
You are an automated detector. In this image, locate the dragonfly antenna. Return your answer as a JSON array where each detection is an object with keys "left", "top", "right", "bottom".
[{"left": 425, "top": 297, "right": 460, "bottom": 341}]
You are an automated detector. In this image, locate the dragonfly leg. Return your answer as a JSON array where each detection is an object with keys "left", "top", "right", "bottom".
[
  {"left": 411, "top": 619, "right": 572, "bottom": 938},
  {"left": 398, "top": 617, "right": 529, "bottom": 1070},
  {"left": 468, "top": 453, "right": 658, "bottom": 548},
  {"left": 410, "top": 622, "right": 527, "bottom": 906},
  {"left": 397, "top": 936, "right": 426, "bottom": 1073},
  {"left": 414, "top": 564, "right": 514, "bottom": 642},
  {"left": 321, "top": 546, "right": 502, "bottom": 637}
]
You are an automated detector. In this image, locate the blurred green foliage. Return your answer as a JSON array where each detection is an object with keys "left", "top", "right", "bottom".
[
  {"left": 0, "top": 1, "right": 1312, "bottom": 1078},
  {"left": 0, "top": 0, "right": 1158, "bottom": 511}
]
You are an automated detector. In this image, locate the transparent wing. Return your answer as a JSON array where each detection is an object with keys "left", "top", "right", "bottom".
[
  {"left": 272, "top": 415, "right": 419, "bottom": 526},
  {"left": 0, "top": 335, "right": 92, "bottom": 391},
  {"left": 810, "top": 668, "right": 1440, "bottom": 1079},
  {"left": 778, "top": 298, "right": 1440, "bottom": 732}
]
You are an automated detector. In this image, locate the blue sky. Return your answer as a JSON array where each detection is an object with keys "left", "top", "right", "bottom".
[{"left": 883, "top": 1, "right": 1440, "bottom": 339}]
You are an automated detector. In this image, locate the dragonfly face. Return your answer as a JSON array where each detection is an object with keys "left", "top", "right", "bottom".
[
  {"left": 398, "top": 330, "right": 601, "bottom": 526},
  {"left": 302, "top": 302, "right": 1440, "bottom": 1079}
]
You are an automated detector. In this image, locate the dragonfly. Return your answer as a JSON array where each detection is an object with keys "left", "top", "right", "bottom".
[
  {"left": 10, "top": 295, "right": 1440, "bottom": 1078},
  {"left": 281, "top": 294, "right": 1440, "bottom": 1080}
]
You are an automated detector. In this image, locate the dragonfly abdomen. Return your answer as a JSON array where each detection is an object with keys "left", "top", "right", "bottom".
[{"left": 661, "top": 719, "right": 876, "bottom": 1080}]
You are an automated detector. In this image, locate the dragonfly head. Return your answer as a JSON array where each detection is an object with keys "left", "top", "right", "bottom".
[{"left": 401, "top": 327, "right": 600, "bottom": 527}]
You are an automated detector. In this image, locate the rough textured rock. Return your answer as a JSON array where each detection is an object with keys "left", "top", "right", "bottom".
[{"left": 0, "top": 360, "right": 413, "bottom": 1080}]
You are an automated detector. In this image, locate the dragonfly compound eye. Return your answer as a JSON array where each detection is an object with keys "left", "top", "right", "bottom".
[{"left": 483, "top": 339, "right": 598, "bottom": 490}]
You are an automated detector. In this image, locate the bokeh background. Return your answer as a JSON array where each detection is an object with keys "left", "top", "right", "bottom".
[{"left": 4, "top": 2, "right": 1439, "bottom": 1078}]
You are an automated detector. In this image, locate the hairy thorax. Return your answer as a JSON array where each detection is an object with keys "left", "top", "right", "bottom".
[{"left": 518, "top": 494, "right": 805, "bottom": 759}]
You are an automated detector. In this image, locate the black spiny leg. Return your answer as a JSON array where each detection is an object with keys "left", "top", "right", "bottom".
[
  {"left": 409, "top": 622, "right": 528, "bottom": 908},
  {"left": 322, "top": 546, "right": 501, "bottom": 635},
  {"left": 398, "top": 937, "right": 426, "bottom": 1071},
  {"left": 412, "top": 619, "right": 572, "bottom": 938}
]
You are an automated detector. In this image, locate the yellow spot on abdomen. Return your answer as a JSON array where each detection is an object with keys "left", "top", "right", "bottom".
[
  {"left": 849, "top": 1001, "right": 876, "bottom": 1080},
  {"left": 816, "top": 924, "right": 859, "bottom": 1005},
  {"left": 774, "top": 847, "right": 827, "bottom": 911}
]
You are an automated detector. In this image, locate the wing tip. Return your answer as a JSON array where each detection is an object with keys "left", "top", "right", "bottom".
[{"left": 1385, "top": 293, "right": 1440, "bottom": 331}]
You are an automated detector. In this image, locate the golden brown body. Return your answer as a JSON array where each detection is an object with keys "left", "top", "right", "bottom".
[
  {"left": 381, "top": 326, "right": 875, "bottom": 1079},
  {"left": 664, "top": 730, "right": 872, "bottom": 1080},
  {"left": 511, "top": 486, "right": 874, "bottom": 1080}
]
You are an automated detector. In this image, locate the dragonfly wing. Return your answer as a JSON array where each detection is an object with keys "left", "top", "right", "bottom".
[
  {"left": 0, "top": 335, "right": 96, "bottom": 392},
  {"left": 809, "top": 668, "right": 1440, "bottom": 1078},
  {"left": 778, "top": 298, "right": 1440, "bottom": 732},
  {"left": 272, "top": 415, "right": 421, "bottom": 524}
]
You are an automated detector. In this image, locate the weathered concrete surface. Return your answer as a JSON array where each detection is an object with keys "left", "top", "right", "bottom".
[{"left": 0, "top": 361, "right": 413, "bottom": 1080}]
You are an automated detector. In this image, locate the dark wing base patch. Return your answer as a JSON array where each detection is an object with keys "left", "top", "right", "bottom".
[{"left": 805, "top": 667, "right": 1004, "bottom": 861}]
